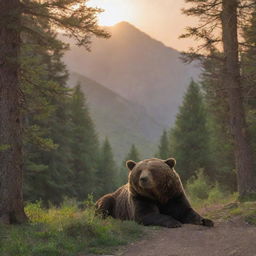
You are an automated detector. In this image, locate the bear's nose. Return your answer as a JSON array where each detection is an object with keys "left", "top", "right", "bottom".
[{"left": 140, "top": 177, "right": 148, "bottom": 183}]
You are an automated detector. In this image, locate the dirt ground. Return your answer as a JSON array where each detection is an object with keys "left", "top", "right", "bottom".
[{"left": 118, "top": 218, "right": 256, "bottom": 256}]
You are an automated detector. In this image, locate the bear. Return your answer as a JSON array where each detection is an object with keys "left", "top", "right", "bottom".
[{"left": 96, "top": 158, "right": 214, "bottom": 228}]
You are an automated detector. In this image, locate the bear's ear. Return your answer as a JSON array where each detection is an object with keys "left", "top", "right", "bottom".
[
  {"left": 126, "top": 160, "right": 137, "bottom": 171},
  {"left": 164, "top": 158, "right": 176, "bottom": 169}
]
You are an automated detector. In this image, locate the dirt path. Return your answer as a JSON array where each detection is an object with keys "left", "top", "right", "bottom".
[{"left": 119, "top": 218, "right": 256, "bottom": 256}]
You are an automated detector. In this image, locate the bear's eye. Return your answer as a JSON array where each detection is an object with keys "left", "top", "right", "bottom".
[{"left": 135, "top": 169, "right": 143, "bottom": 175}]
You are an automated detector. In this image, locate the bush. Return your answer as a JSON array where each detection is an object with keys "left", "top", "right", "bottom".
[
  {"left": 186, "top": 169, "right": 209, "bottom": 200},
  {"left": 1, "top": 201, "right": 144, "bottom": 256},
  {"left": 207, "top": 183, "right": 225, "bottom": 204},
  {"left": 186, "top": 169, "right": 230, "bottom": 209}
]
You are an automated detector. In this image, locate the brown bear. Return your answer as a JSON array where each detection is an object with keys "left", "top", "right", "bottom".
[{"left": 96, "top": 158, "right": 214, "bottom": 228}]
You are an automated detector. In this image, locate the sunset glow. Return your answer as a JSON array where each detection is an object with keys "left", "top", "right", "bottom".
[
  {"left": 88, "top": 0, "right": 136, "bottom": 26},
  {"left": 87, "top": 0, "right": 198, "bottom": 51}
]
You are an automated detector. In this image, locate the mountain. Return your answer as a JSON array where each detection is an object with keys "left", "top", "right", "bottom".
[
  {"left": 68, "top": 72, "right": 163, "bottom": 161},
  {"left": 62, "top": 21, "right": 200, "bottom": 128}
]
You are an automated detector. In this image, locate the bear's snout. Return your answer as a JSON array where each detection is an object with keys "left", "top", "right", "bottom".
[
  {"left": 139, "top": 169, "right": 154, "bottom": 188},
  {"left": 140, "top": 176, "right": 148, "bottom": 183}
]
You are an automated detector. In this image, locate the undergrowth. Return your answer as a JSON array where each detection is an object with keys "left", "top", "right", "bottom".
[
  {"left": 186, "top": 170, "right": 236, "bottom": 210},
  {"left": 186, "top": 170, "right": 256, "bottom": 224},
  {"left": 2, "top": 175, "right": 256, "bottom": 256},
  {"left": 214, "top": 201, "right": 256, "bottom": 225},
  {"left": 0, "top": 199, "right": 144, "bottom": 256}
]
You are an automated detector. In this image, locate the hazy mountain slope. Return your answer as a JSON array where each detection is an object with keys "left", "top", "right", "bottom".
[
  {"left": 68, "top": 72, "right": 163, "bottom": 160},
  {"left": 62, "top": 22, "right": 200, "bottom": 127}
]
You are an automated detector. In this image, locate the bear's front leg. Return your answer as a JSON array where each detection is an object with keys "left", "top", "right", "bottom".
[
  {"left": 133, "top": 197, "right": 182, "bottom": 228},
  {"left": 161, "top": 194, "right": 214, "bottom": 227},
  {"left": 141, "top": 212, "right": 182, "bottom": 228},
  {"left": 182, "top": 208, "right": 214, "bottom": 227}
]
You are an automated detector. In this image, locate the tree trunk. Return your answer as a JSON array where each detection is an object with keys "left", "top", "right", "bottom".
[
  {"left": 221, "top": 0, "right": 256, "bottom": 198},
  {"left": 0, "top": 0, "right": 27, "bottom": 224}
]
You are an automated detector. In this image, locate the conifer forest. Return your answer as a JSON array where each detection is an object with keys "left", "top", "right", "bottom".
[{"left": 1, "top": 2, "right": 256, "bottom": 255}]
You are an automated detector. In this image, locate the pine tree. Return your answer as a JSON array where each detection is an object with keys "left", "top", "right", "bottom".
[
  {"left": 25, "top": 94, "right": 73, "bottom": 206},
  {"left": 97, "top": 138, "right": 117, "bottom": 198},
  {"left": 170, "top": 81, "right": 211, "bottom": 182},
  {"left": 221, "top": 0, "right": 256, "bottom": 197},
  {"left": 69, "top": 85, "right": 99, "bottom": 201},
  {"left": 156, "top": 130, "right": 170, "bottom": 159},
  {"left": 0, "top": 0, "right": 27, "bottom": 224},
  {"left": 242, "top": 7, "right": 256, "bottom": 160},
  {"left": 200, "top": 54, "right": 236, "bottom": 192},
  {"left": 242, "top": 8, "right": 256, "bottom": 95},
  {"left": 119, "top": 144, "right": 140, "bottom": 185},
  {"left": 126, "top": 144, "right": 140, "bottom": 162},
  {"left": 22, "top": 27, "right": 72, "bottom": 205},
  {"left": 181, "top": 0, "right": 256, "bottom": 198},
  {"left": 0, "top": 0, "right": 109, "bottom": 223}
]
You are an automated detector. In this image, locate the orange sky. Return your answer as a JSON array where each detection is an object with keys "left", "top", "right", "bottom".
[{"left": 88, "top": 0, "right": 198, "bottom": 51}]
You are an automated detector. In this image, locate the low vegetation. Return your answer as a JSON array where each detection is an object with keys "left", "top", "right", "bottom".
[
  {"left": 186, "top": 172, "right": 256, "bottom": 225},
  {"left": 186, "top": 170, "right": 235, "bottom": 209},
  {"left": 0, "top": 199, "right": 144, "bottom": 256},
  {"left": 1, "top": 174, "right": 256, "bottom": 256},
  {"left": 203, "top": 201, "right": 256, "bottom": 226}
]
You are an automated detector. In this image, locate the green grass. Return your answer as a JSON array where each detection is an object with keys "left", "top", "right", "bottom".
[
  {"left": 2, "top": 190, "right": 256, "bottom": 256},
  {"left": 189, "top": 189, "right": 256, "bottom": 225},
  {"left": 228, "top": 202, "right": 256, "bottom": 225},
  {"left": 185, "top": 172, "right": 256, "bottom": 224},
  {"left": 189, "top": 191, "right": 238, "bottom": 211},
  {"left": 0, "top": 201, "right": 144, "bottom": 256}
]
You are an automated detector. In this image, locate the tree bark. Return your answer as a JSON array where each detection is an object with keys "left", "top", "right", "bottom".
[
  {"left": 221, "top": 0, "right": 256, "bottom": 198},
  {"left": 0, "top": 0, "right": 27, "bottom": 224}
]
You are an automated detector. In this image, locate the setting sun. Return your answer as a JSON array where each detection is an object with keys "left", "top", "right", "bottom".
[
  {"left": 88, "top": 0, "right": 136, "bottom": 26},
  {"left": 86, "top": 0, "right": 198, "bottom": 51}
]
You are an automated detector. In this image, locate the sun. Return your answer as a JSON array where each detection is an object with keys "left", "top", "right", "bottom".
[
  {"left": 88, "top": 0, "right": 136, "bottom": 26},
  {"left": 97, "top": 5, "right": 124, "bottom": 26}
]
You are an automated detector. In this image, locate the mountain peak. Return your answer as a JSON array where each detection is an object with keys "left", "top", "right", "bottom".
[
  {"left": 110, "top": 21, "right": 140, "bottom": 33},
  {"left": 113, "top": 21, "right": 134, "bottom": 28},
  {"left": 63, "top": 21, "right": 200, "bottom": 127}
]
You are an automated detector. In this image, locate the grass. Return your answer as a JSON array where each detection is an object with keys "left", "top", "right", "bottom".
[
  {"left": 189, "top": 191, "right": 256, "bottom": 225},
  {"left": 189, "top": 191, "right": 238, "bottom": 212},
  {"left": 224, "top": 201, "right": 256, "bottom": 225},
  {"left": 1, "top": 186, "right": 256, "bottom": 256},
  {"left": 186, "top": 172, "right": 256, "bottom": 224},
  {"left": 0, "top": 200, "right": 144, "bottom": 256}
]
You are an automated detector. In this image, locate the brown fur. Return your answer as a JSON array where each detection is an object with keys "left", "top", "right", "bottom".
[
  {"left": 96, "top": 184, "right": 135, "bottom": 220},
  {"left": 128, "top": 158, "right": 184, "bottom": 204},
  {"left": 96, "top": 158, "right": 214, "bottom": 228}
]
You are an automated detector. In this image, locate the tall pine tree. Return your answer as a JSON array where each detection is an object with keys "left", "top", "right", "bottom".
[
  {"left": 170, "top": 81, "right": 211, "bottom": 182},
  {"left": 181, "top": 0, "right": 256, "bottom": 198},
  {"left": 0, "top": 0, "right": 109, "bottom": 223},
  {"left": 22, "top": 26, "right": 72, "bottom": 205},
  {"left": 242, "top": 6, "right": 256, "bottom": 161},
  {"left": 69, "top": 85, "right": 99, "bottom": 201},
  {"left": 156, "top": 130, "right": 170, "bottom": 159},
  {"left": 200, "top": 54, "right": 236, "bottom": 191},
  {"left": 119, "top": 144, "right": 140, "bottom": 185},
  {"left": 97, "top": 138, "right": 117, "bottom": 198}
]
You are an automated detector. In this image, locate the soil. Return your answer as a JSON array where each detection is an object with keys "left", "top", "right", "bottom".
[{"left": 118, "top": 218, "right": 256, "bottom": 256}]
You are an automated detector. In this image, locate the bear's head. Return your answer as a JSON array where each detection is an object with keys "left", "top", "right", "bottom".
[{"left": 126, "top": 158, "right": 183, "bottom": 203}]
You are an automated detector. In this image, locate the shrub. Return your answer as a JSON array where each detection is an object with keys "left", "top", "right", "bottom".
[
  {"left": 1, "top": 201, "right": 144, "bottom": 256},
  {"left": 186, "top": 169, "right": 209, "bottom": 200},
  {"left": 207, "top": 183, "right": 224, "bottom": 204}
]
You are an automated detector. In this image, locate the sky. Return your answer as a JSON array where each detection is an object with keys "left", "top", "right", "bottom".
[{"left": 88, "top": 0, "right": 198, "bottom": 51}]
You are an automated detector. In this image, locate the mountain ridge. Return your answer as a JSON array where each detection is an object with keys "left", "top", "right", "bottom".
[
  {"left": 110, "top": 21, "right": 179, "bottom": 52},
  {"left": 68, "top": 72, "right": 163, "bottom": 160},
  {"left": 62, "top": 21, "right": 200, "bottom": 128}
]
